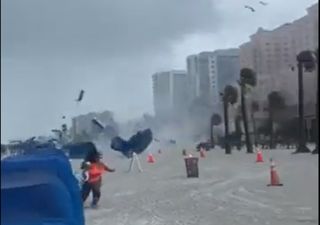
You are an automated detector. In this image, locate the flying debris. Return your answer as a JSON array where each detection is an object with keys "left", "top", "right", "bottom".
[
  {"left": 51, "top": 129, "right": 63, "bottom": 140},
  {"left": 51, "top": 129, "right": 62, "bottom": 134},
  {"left": 26, "top": 137, "right": 36, "bottom": 143},
  {"left": 61, "top": 124, "right": 67, "bottom": 132},
  {"left": 288, "top": 64, "right": 295, "bottom": 71},
  {"left": 259, "top": 1, "right": 268, "bottom": 6},
  {"left": 244, "top": 5, "right": 255, "bottom": 12},
  {"left": 92, "top": 118, "right": 105, "bottom": 130},
  {"left": 91, "top": 118, "right": 119, "bottom": 139},
  {"left": 76, "top": 90, "right": 85, "bottom": 102},
  {"left": 111, "top": 129, "right": 153, "bottom": 158}
]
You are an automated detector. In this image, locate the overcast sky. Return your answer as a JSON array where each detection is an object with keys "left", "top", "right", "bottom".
[{"left": 1, "top": 0, "right": 318, "bottom": 142}]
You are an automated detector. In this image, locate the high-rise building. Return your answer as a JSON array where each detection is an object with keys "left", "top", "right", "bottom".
[
  {"left": 152, "top": 70, "right": 188, "bottom": 119},
  {"left": 186, "top": 52, "right": 212, "bottom": 105},
  {"left": 152, "top": 71, "right": 171, "bottom": 119},
  {"left": 186, "top": 55, "right": 198, "bottom": 103},
  {"left": 172, "top": 71, "right": 189, "bottom": 116},
  {"left": 239, "top": 3, "right": 318, "bottom": 108},
  {"left": 187, "top": 49, "right": 240, "bottom": 109},
  {"left": 210, "top": 49, "right": 240, "bottom": 106}
]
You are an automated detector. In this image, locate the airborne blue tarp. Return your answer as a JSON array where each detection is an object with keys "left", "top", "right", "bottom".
[{"left": 1, "top": 148, "right": 85, "bottom": 225}]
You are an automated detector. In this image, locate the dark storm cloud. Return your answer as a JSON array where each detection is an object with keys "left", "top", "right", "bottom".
[
  {"left": 3, "top": 0, "right": 315, "bottom": 142},
  {"left": 2, "top": 0, "right": 219, "bottom": 60},
  {"left": 1, "top": 0, "right": 220, "bottom": 141}
]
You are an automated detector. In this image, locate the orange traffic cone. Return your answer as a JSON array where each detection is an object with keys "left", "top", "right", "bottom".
[
  {"left": 256, "top": 149, "right": 264, "bottom": 163},
  {"left": 200, "top": 148, "right": 206, "bottom": 158},
  {"left": 267, "top": 159, "right": 283, "bottom": 186},
  {"left": 147, "top": 153, "right": 155, "bottom": 163}
]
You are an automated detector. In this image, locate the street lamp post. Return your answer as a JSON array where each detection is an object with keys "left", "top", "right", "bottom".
[{"left": 295, "top": 51, "right": 318, "bottom": 153}]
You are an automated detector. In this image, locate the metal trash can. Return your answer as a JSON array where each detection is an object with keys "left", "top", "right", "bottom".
[{"left": 184, "top": 157, "right": 199, "bottom": 178}]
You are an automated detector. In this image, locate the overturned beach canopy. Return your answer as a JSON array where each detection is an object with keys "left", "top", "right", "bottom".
[{"left": 111, "top": 128, "right": 153, "bottom": 158}]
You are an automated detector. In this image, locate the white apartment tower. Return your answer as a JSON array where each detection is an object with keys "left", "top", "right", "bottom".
[
  {"left": 210, "top": 49, "right": 240, "bottom": 105},
  {"left": 187, "top": 49, "right": 240, "bottom": 108},
  {"left": 152, "top": 70, "right": 188, "bottom": 119},
  {"left": 186, "top": 52, "right": 212, "bottom": 105}
]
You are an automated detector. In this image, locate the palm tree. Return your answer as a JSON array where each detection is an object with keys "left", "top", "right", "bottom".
[
  {"left": 267, "top": 91, "right": 285, "bottom": 149},
  {"left": 313, "top": 73, "right": 319, "bottom": 154},
  {"left": 295, "top": 51, "right": 317, "bottom": 153},
  {"left": 221, "top": 85, "right": 238, "bottom": 154},
  {"left": 277, "top": 118, "right": 299, "bottom": 148},
  {"left": 210, "top": 113, "right": 222, "bottom": 147},
  {"left": 234, "top": 114, "right": 243, "bottom": 150},
  {"left": 239, "top": 68, "right": 257, "bottom": 153},
  {"left": 250, "top": 101, "right": 259, "bottom": 147},
  {"left": 312, "top": 49, "right": 318, "bottom": 154}
]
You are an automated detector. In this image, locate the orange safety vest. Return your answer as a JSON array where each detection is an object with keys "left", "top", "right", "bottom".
[{"left": 88, "top": 163, "right": 106, "bottom": 183}]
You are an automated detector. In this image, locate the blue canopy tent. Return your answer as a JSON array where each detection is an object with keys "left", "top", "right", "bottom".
[{"left": 1, "top": 149, "right": 85, "bottom": 225}]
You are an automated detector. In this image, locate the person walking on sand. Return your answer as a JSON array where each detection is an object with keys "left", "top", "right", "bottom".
[{"left": 81, "top": 144, "right": 115, "bottom": 208}]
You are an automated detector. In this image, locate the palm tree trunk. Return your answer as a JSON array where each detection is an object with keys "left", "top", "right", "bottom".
[
  {"left": 269, "top": 110, "right": 274, "bottom": 149},
  {"left": 296, "top": 61, "right": 310, "bottom": 153},
  {"left": 235, "top": 116, "right": 242, "bottom": 150},
  {"left": 223, "top": 100, "right": 231, "bottom": 154},
  {"left": 210, "top": 120, "right": 214, "bottom": 148},
  {"left": 313, "top": 65, "right": 319, "bottom": 154},
  {"left": 241, "top": 87, "right": 253, "bottom": 153},
  {"left": 251, "top": 113, "right": 257, "bottom": 147}
]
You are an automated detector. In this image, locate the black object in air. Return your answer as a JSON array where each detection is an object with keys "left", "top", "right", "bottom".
[
  {"left": 259, "top": 1, "right": 268, "bottom": 6},
  {"left": 76, "top": 90, "right": 85, "bottom": 102},
  {"left": 244, "top": 5, "right": 255, "bottom": 12},
  {"left": 91, "top": 118, "right": 118, "bottom": 138},
  {"left": 92, "top": 118, "right": 104, "bottom": 130}
]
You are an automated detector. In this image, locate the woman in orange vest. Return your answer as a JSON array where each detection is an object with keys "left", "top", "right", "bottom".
[{"left": 81, "top": 150, "right": 115, "bottom": 208}]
